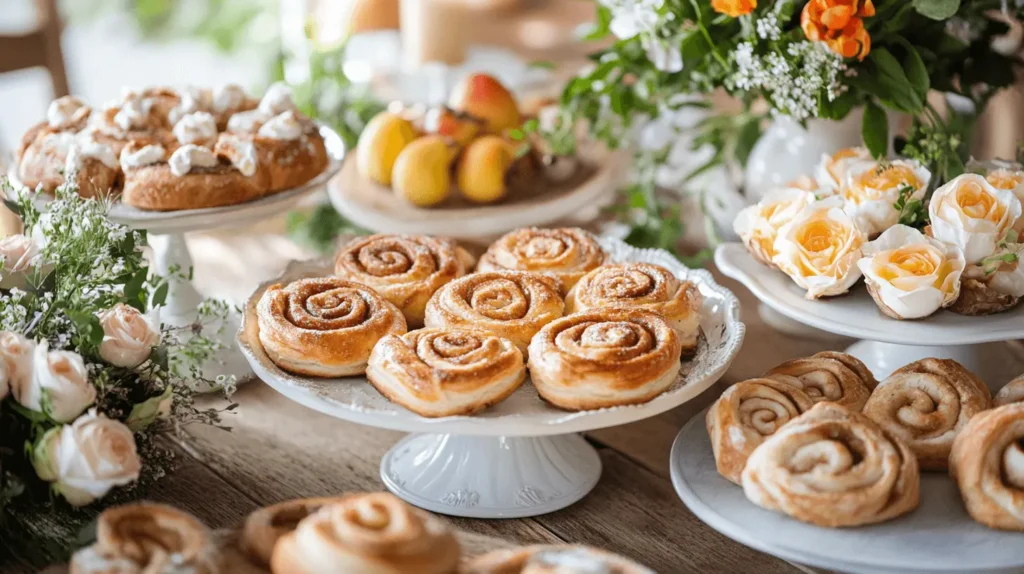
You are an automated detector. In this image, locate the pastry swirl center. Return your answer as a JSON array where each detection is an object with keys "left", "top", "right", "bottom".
[
  {"left": 324, "top": 495, "right": 427, "bottom": 556},
  {"left": 555, "top": 321, "right": 654, "bottom": 361},
  {"left": 416, "top": 331, "right": 506, "bottom": 368},
  {"left": 290, "top": 288, "right": 370, "bottom": 328},
  {"left": 739, "top": 394, "right": 800, "bottom": 435},
  {"left": 468, "top": 279, "right": 529, "bottom": 320}
]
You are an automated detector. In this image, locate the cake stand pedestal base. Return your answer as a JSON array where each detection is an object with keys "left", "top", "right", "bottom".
[
  {"left": 380, "top": 433, "right": 602, "bottom": 519},
  {"left": 845, "top": 340, "right": 1024, "bottom": 389}
]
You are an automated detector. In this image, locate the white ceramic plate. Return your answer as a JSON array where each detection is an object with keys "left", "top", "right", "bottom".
[
  {"left": 670, "top": 410, "right": 1024, "bottom": 574},
  {"left": 237, "top": 236, "right": 745, "bottom": 436}
]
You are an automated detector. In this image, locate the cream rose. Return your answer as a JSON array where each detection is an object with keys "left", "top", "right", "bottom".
[
  {"left": 772, "top": 197, "right": 866, "bottom": 299},
  {"left": 815, "top": 146, "right": 872, "bottom": 190},
  {"left": 857, "top": 225, "right": 966, "bottom": 319},
  {"left": 0, "top": 331, "right": 34, "bottom": 402},
  {"left": 929, "top": 174, "right": 1023, "bottom": 264},
  {"left": 983, "top": 166, "right": 1024, "bottom": 232},
  {"left": 98, "top": 304, "right": 161, "bottom": 368},
  {"left": 733, "top": 188, "right": 817, "bottom": 267},
  {"left": 34, "top": 409, "right": 141, "bottom": 506},
  {"left": 14, "top": 341, "right": 95, "bottom": 423},
  {"left": 839, "top": 160, "right": 931, "bottom": 237},
  {"left": 0, "top": 234, "right": 42, "bottom": 290}
]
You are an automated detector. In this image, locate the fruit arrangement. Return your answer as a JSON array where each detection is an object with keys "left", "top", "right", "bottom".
[{"left": 355, "top": 73, "right": 580, "bottom": 208}]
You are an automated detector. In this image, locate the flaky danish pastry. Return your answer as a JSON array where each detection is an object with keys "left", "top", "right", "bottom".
[
  {"left": 367, "top": 328, "right": 525, "bottom": 417},
  {"left": 527, "top": 307, "right": 681, "bottom": 411},
  {"left": 464, "top": 545, "right": 654, "bottom": 574},
  {"left": 240, "top": 496, "right": 351, "bottom": 567},
  {"left": 270, "top": 492, "right": 460, "bottom": 574},
  {"left": 334, "top": 235, "right": 475, "bottom": 327},
  {"left": 995, "top": 375, "right": 1024, "bottom": 406},
  {"left": 70, "top": 502, "right": 221, "bottom": 574},
  {"left": 424, "top": 271, "right": 564, "bottom": 355},
  {"left": 949, "top": 403, "right": 1024, "bottom": 531},
  {"left": 764, "top": 351, "right": 877, "bottom": 411},
  {"left": 741, "top": 402, "right": 920, "bottom": 527},
  {"left": 218, "top": 110, "right": 330, "bottom": 191},
  {"left": 863, "top": 358, "right": 991, "bottom": 470},
  {"left": 706, "top": 378, "right": 815, "bottom": 484},
  {"left": 477, "top": 227, "right": 606, "bottom": 292},
  {"left": 257, "top": 277, "right": 407, "bottom": 377}
]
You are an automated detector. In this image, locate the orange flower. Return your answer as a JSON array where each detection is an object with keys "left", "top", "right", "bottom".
[
  {"left": 801, "top": 0, "right": 875, "bottom": 61},
  {"left": 712, "top": 0, "right": 757, "bottom": 18}
]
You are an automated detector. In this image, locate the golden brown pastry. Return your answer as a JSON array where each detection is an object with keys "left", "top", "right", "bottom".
[
  {"left": 70, "top": 502, "right": 220, "bottom": 574},
  {"left": 949, "top": 403, "right": 1024, "bottom": 531},
  {"left": 476, "top": 227, "right": 606, "bottom": 292},
  {"left": 566, "top": 262, "right": 702, "bottom": 355},
  {"left": 424, "top": 271, "right": 564, "bottom": 355},
  {"left": 741, "top": 402, "right": 920, "bottom": 527},
  {"left": 763, "top": 351, "right": 877, "bottom": 411},
  {"left": 367, "top": 328, "right": 525, "bottom": 417},
  {"left": 995, "top": 375, "right": 1024, "bottom": 406},
  {"left": 527, "top": 307, "right": 681, "bottom": 411},
  {"left": 863, "top": 358, "right": 991, "bottom": 470},
  {"left": 706, "top": 378, "right": 815, "bottom": 484},
  {"left": 257, "top": 277, "right": 407, "bottom": 377},
  {"left": 334, "top": 235, "right": 475, "bottom": 327},
  {"left": 218, "top": 109, "right": 329, "bottom": 192},
  {"left": 464, "top": 545, "right": 654, "bottom": 574},
  {"left": 270, "top": 492, "right": 460, "bottom": 574},
  {"left": 240, "top": 496, "right": 351, "bottom": 567}
]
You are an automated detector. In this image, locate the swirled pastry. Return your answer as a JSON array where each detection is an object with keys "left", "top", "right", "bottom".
[
  {"left": 863, "top": 358, "right": 991, "bottom": 470},
  {"left": 240, "top": 496, "right": 351, "bottom": 566},
  {"left": 465, "top": 545, "right": 654, "bottom": 574},
  {"left": 257, "top": 277, "right": 407, "bottom": 377},
  {"left": 367, "top": 328, "right": 525, "bottom": 417},
  {"left": 566, "top": 263, "right": 702, "bottom": 355},
  {"left": 477, "top": 228, "right": 606, "bottom": 292},
  {"left": 334, "top": 235, "right": 475, "bottom": 327},
  {"left": 706, "top": 378, "right": 815, "bottom": 484},
  {"left": 949, "top": 403, "right": 1024, "bottom": 531},
  {"left": 217, "top": 110, "right": 329, "bottom": 191},
  {"left": 424, "top": 271, "right": 564, "bottom": 355},
  {"left": 270, "top": 492, "right": 460, "bottom": 574},
  {"left": 527, "top": 308, "right": 682, "bottom": 411},
  {"left": 995, "top": 375, "right": 1024, "bottom": 407},
  {"left": 70, "top": 503, "right": 221, "bottom": 574},
  {"left": 741, "top": 402, "right": 920, "bottom": 527},
  {"left": 764, "top": 351, "right": 877, "bottom": 411}
]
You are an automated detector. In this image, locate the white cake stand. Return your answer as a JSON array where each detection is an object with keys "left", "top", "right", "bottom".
[
  {"left": 715, "top": 243, "right": 1024, "bottom": 385},
  {"left": 670, "top": 410, "right": 1024, "bottom": 574},
  {"left": 237, "top": 237, "right": 745, "bottom": 518}
]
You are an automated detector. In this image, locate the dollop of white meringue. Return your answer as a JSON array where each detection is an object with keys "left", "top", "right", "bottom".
[
  {"left": 168, "top": 144, "right": 219, "bottom": 176},
  {"left": 41, "top": 132, "right": 77, "bottom": 156},
  {"left": 229, "top": 140, "right": 258, "bottom": 176},
  {"left": 65, "top": 137, "right": 118, "bottom": 172},
  {"left": 258, "top": 82, "right": 296, "bottom": 116},
  {"left": 167, "top": 85, "right": 213, "bottom": 125},
  {"left": 119, "top": 144, "right": 166, "bottom": 170},
  {"left": 47, "top": 96, "right": 88, "bottom": 129},
  {"left": 172, "top": 111, "right": 218, "bottom": 146},
  {"left": 257, "top": 110, "right": 303, "bottom": 140},
  {"left": 113, "top": 93, "right": 153, "bottom": 131},
  {"left": 213, "top": 84, "right": 247, "bottom": 113},
  {"left": 226, "top": 109, "right": 267, "bottom": 134}
]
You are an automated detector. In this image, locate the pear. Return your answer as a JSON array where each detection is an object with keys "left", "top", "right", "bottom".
[
  {"left": 457, "top": 135, "right": 515, "bottom": 204},
  {"left": 356, "top": 111, "right": 417, "bottom": 186},
  {"left": 392, "top": 135, "right": 456, "bottom": 207},
  {"left": 448, "top": 74, "right": 521, "bottom": 134}
]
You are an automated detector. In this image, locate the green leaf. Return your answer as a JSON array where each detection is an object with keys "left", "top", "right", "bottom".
[
  {"left": 67, "top": 310, "right": 104, "bottom": 348},
  {"left": 912, "top": 0, "right": 960, "bottom": 20},
  {"left": 528, "top": 60, "right": 556, "bottom": 70},
  {"left": 862, "top": 101, "right": 889, "bottom": 159},
  {"left": 868, "top": 48, "right": 924, "bottom": 113},
  {"left": 882, "top": 2, "right": 916, "bottom": 32},
  {"left": 123, "top": 269, "right": 147, "bottom": 311},
  {"left": 733, "top": 117, "right": 762, "bottom": 168},
  {"left": 150, "top": 281, "right": 169, "bottom": 308},
  {"left": 582, "top": 5, "right": 612, "bottom": 40},
  {"left": 900, "top": 44, "right": 930, "bottom": 100}
]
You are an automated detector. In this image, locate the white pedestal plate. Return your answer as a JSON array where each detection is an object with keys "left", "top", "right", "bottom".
[{"left": 237, "top": 237, "right": 745, "bottom": 518}]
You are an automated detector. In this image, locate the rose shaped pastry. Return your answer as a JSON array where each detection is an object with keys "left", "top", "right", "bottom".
[
  {"left": 929, "top": 173, "right": 1022, "bottom": 264},
  {"left": 476, "top": 227, "right": 606, "bottom": 292},
  {"left": 706, "top": 378, "right": 815, "bottom": 484},
  {"left": 465, "top": 545, "right": 654, "bottom": 574},
  {"left": 763, "top": 350, "right": 876, "bottom": 412},
  {"left": 839, "top": 159, "right": 931, "bottom": 237},
  {"left": 950, "top": 231, "right": 1024, "bottom": 316},
  {"left": 863, "top": 358, "right": 991, "bottom": 470},
  {"left": 969, "top": 158, "right": 1024, "bottom": 232},
  {"left": 772, "top": 197, "right": 866, "bottom": 299},
  {"left": 815, "top": 146, "right": 872, "bottom": 189},
  {"left": 857, "top": 225, "right": 966, "bottom": 320},
  {"left": 742, "top": 402, "right": 920, "bottom": 527},
  {"left": 270, "top": 492, "right": 461, "bottom": 574},
  {"left": 733, "top": 188, "right": 817, "bottom": 267},
  {"left": 257, "top": 277, "right": 407, "bottom": 377},
  {"left": 949, "top": 403, "right": 1024, "bottom": 531},
  {"left": 241, "top": 496, "right": 352, "bottom": 567},
  {"left": 995, "top": 375, "right": 1024, "bottom": 407}
]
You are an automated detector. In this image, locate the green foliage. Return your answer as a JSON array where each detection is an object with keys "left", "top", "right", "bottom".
[
  {"left": 862, "top": 101, "right": 889, "bottom": 159},
  {"left": 286, "top": 204, "right": 364, "bottom": 255},
  {"left": 894, "top": 184, "right": 929, "bottom": 230},
  {"left": 913, "top": 0, "right": 962, "bottom": 20}
]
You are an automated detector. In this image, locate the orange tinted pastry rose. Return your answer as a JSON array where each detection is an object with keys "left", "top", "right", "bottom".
[{"left": 801, "top": 0, "right": 875, "bottom": 61}]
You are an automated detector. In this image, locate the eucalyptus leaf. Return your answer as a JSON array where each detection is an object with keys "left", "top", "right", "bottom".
[{"left": 912, "top": 0, "right": 961, "bottom": 20}]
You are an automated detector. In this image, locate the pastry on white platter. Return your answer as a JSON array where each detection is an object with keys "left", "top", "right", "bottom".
[
  {"left": 949, "top": 231, "right": 1024, "bottom": 316},
  {"left": 240, "top": 496, "right": 351, "bottom": 567},
  {"left": 949, "top": 403, "right": 1024, "bottom": 531},
  {"left": 763, "top": 351, "right": 877, "bottom": 411},
  {"left": 476, "top": 227, "right": 606, "bottom": 292},
  {"left": 994, "top": 374, "right": 1024, "bottom": 406}
]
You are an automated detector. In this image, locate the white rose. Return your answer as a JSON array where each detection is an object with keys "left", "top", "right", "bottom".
[
  {"left": 35, "top": 409, "right": 141, "bottom": 506},
  {"left": 97, "top": 304, "right": 161, "bottom": 368},
  {"left": 839, "top": 159, "right": 931, "bottom": 237},
  {"left": 979, "top": 162, "right": 1024, "bottom": 233},
  {"left": 772, "top": 196, "right": 866, "bottom": 299},
  {"left": 14, "top": 341, "right": 95, "bottom": 423},
  {"left": 929, "top": 174, "right": 1023, "bottom": 264},
  {"left": 733, "top": 188, "right": 817, "bottom": 267},
  {"left": 815, "top": 147, "right": 872, "bottom": 190},
  {"left": 0, "top": 331, "right": 34, "bottom": 402},
  {"left": 857, "top": 225, "right": 966, "bottom": 319}
]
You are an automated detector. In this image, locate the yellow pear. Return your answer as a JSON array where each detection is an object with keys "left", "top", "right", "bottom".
[
  {"left": 457, "top": 135, "right": 514, "bottom": 204},
  {"left": 356, "top": 111, "right": 417, "bottom": 186},
  {"left": 392, "top": 135, "right": 456, "bottom": 207}
]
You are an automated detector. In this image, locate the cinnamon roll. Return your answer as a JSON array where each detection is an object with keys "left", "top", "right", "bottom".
[
  {"left": 566, "top": 263, "right": 702, "bottom": 355},
  {"left": 70, "top": 502, "right": 221, "bottom": 574},
  {"left": 949, "top": 403, "right": 1024, "bottom": 531},
  {"left": 216, "top": 109, "right": 329, "bottom": 192},
  {"left": 477, "top": 227, "right": 606, "bottom": 292},
  {"left": 270, "top": 492, "right": 460, "bottom": 574},
  {"left": 863, "top": 358, "right": 991, "bottom": 470},
  {"left": 367, "top": 328, "right": 525, "bottom": 417},
  {"left": 334, "top": 235, "right": 475, "bottom": 327},
  {"left": 464, "top": 545, "right": 654, "bottom": 574},
  {"left": 741, "top": 402, "right": 920, "bottom": 527},
  {"left": 995, "top": 375, "right": 1024, "bottom": 407},
  {"left": 706, "top": 378, "right": 815, "bottom": 484},
  {"left": 764, "top": 351, "right": 877, "bottom": 411},
  {"left": 257, "top": 277, "right": 407, "bottom": 377},
  {"left": 527, "top": 308, "right": 682, "bottom": 411},
  {"left": 424, "top": 271, "right": 564, "bottom": 355},
  {"left": 240, "top": 496, "right": 351, "bottom": 567}
]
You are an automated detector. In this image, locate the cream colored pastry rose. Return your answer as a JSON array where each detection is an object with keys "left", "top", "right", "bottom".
[
  {"left": 772, "top": 197, "right": 867, "bottom": 299},
  {"left": 733, "top": 188, "right": 817, "bottom": 266},
  {"left": 815, "top": 146, "right": 872, "bottom": 189},
  {"left": 13, "top": 341, "right": 95, "bottom": 423},
  {"left": 929, "top": 174, "right": 1023, "bottom": 264},
  {"left": 839, "top": 160, "right": 931, "bottom": 237},
  {"left": 857, "top": 225, "right": 965, "bottom": 319},
  {"left": 98, "top": 304, "right": 161, "bottom": 368},
  {"left": 975, "top": 161, "right": 1024, "bottom": 232}
]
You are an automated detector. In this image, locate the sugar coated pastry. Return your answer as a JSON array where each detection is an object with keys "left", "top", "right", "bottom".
[
  {"left": 763, "top": 351, "right": 877, "bottom": 411},
  {"left": 240, "top": 496, "right": 351, "bottom": 567},
  {"left": 949, "top": 403, "right": 1024, "bottom": 531},
  {"left": 477, "top": 227, "right": 606, "bottom": 292},
  {"left": 995, "top": 374, "right": 1024, "bottom": 406}
]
